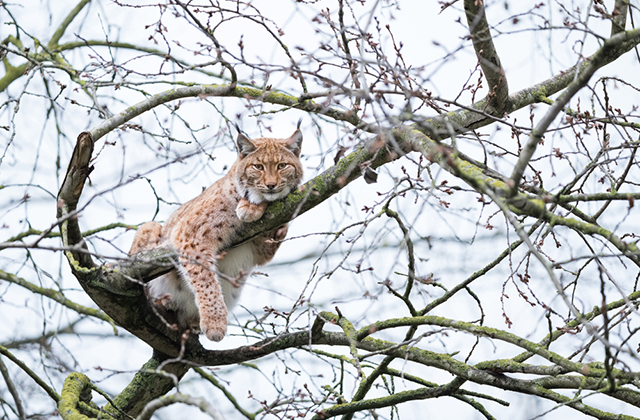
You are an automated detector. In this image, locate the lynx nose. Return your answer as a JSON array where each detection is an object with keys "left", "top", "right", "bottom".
[{"left": 266, "top": 182, "right": 277, "bottom": 190}]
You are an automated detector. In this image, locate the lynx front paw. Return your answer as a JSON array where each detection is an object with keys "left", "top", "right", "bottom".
[{"left": 236, "top": 199, "right": 268, "bottom": 222}]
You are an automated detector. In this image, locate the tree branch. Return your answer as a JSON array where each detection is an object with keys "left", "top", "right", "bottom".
[
  {"left": 509, "top": 28, "right": 640, "bottom": 195},
  {"left": 0, "top": 269, "right": 115, "bottom": 327},
  {"left": 0, "top": 345, "right": 60, "bottom": 403},
  {"left": 48, "top": 0, "right": 92, "bottom": 49},
  {"left": 105, "top": 353, "right": 191, "bottom": 418},
  {"left": 464, "top": 0, "right": 508, "bottom": 111},
  {"left": 137, "top": 393, "right": 226, "bottom": 420},
  {"left": 0, "top": 355, "right": 26, "bottom": 420}
]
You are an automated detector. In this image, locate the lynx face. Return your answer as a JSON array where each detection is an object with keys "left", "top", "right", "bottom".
[{"left": 235, "top": 130, "right": 304, "bottom": 204}]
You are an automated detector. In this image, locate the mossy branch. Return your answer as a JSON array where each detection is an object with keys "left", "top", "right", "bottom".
[
  {"left": 405, "top": 128, "right": 640, "bottom": 266},
  {"left": 105, "top": 353, "right": 191, "bottom": 418},
  {"left": 58, "top": 372, "right": 114, "bottom": 420},
  {"left": 0, "top": 269, "right": 115, "bottom": 327},
  {"left": 3, "top": 223, "right": 138, "bottom": 244},
  {"left": 351, "top": 314, "right": 627, "bottom": 380}
]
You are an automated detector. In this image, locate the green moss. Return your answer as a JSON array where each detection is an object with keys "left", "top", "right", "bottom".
[
  {"left": 267, "top": 200, "right": 285, "bottom": 215},
  {"left": 104, "top": 356, "right": 188, "bottom": 418},
  {"left": 0, "top": 62, "right": 28, "bottom": 92},
  {"left": 64, "top": 250, "right": 96, "bottom": 274},
  {"left": 532, "top": 86, "right": 549, "bottom": 103},
  {"left": 58, "top": 373, "right": 106, "bottom": 420},
  {"left": 312, "top": 175, "right": 328, "bottom": 195}
]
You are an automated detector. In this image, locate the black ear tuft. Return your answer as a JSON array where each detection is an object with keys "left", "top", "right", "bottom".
[
  {"left": 237, "top": 133, "right": 256, "bottom": 157},
  {"left": 285, "top": 129, "right": 303, "bottom": 157}
]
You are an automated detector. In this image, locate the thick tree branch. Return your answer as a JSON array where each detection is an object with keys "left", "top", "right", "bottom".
[
  {"left": 463, "top": 0, "right": 508, "bottom": 111},
  {"left": 105, "top": 353, "right": 191, "bottom": 418},
  {"left": 611, "top": 0, "right": 629, "bottom": 35}
]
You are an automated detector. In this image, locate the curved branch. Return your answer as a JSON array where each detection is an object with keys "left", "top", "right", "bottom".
[
  {"left": 312, "top": 377, "right": 466, "bottom": 420},
  {"left": 56, "top": 40, "right": 230, "bottom": 80},
  {"left": 87, "top": 84, "right": 367, "bottom": 143},
  {"left": 48, "top": 0, "right": 92, "bottom": 49}
]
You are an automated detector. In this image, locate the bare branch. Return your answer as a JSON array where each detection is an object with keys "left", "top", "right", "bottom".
[
  {"left": 0, "top": 356, "right": 26, "bottom": 420},
  {"left": 464, "top": 0, "right": 508, "bottom": 110},
  {"left": 137, "top": 393, "right": 226, "bottom": 420},
  {"left": 509, "top": 28, "right": 640, "bottom": 195}
]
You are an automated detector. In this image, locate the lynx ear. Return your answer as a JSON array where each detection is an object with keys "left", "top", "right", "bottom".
[
  {"left": 237, "top": 133, "right": 257, "bottom": 157},
  {"left": 284, "top": 129, "right": 303, "bottom": 157}
]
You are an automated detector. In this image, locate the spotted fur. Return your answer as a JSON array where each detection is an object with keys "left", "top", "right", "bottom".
[{"left": 129, "top": 129, "right": 303, "bottom": 341}]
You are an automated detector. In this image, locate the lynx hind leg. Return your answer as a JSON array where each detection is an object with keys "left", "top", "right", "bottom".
[
  {"left": 236, "top": 199, "right": 268, "bottom": 222},
  {"left": 129, "top": 221, "right": 163, "bottom": 255},
  {"left": 147, "top": 271, "right": 200, "bottom": 332},
  {"left": 181, "top": 261, "right": 229, "bottom": 342},
  {"left": 253, "top": 223, "right": 288, "bottom": 266}
]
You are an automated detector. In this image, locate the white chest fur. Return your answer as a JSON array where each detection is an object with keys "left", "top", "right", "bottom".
[
  {"left": 146, "top": 242, "right": 257, "bottom": 327},
  {"left": 216, "top": 242, "right": 257, "bottom": 308}
]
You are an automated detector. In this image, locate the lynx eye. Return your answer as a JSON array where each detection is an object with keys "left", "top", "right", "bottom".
[
  {"left": 277, "top": 163, "right": 288, "bottom": 170},
  {"left": 253, "top": 164, "right": 264, "bottom": 170}
]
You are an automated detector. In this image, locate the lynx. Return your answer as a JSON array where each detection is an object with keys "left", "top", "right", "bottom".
[{"left": 129, "top": 128, "right": 303, "bottom": 341}]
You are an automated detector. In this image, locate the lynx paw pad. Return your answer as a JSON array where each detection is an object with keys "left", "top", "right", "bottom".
[
  {"left": 236, "top": 199, "right": 267, "bottom": 222},
  {"left": 201, "top": 321, "right": 227, "bottom": 342},
  {"left": 273, "top": 225, "right": 289, "bottom": 242}
]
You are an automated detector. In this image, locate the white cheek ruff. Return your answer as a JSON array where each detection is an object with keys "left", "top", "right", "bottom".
[
  {"left": 245, "top": 189, "right": 266, "bottom": 204},
  {"left": 261, "top": 187, "right": 291, "bottom": 201},
  {"left": 245, "top": 186, "right": 292, "bottom": 203}
]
